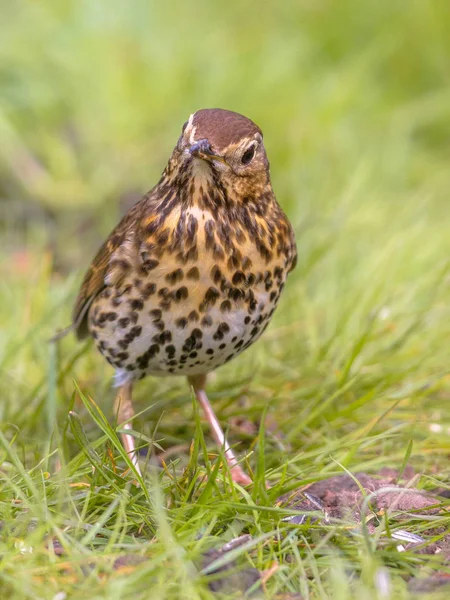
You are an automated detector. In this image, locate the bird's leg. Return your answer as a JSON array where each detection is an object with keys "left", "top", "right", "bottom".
[
  {"left": 114, "top": 382, "right": 141, "bottom": 475},
  {"left": 188, "top": 375, "right": 252, "bottom": 486}
]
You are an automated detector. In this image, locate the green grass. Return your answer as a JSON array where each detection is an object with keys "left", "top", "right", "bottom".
[{"left": 2, "top": 0, "right": 450, "bottom": 597}]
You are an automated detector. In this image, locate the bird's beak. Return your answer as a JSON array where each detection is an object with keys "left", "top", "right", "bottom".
[{"left": 189, "top": 139, "right": 226, "bottom": 163}]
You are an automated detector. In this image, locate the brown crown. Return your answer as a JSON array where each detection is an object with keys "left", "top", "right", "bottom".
[{"left": 191, "top": 108, "right": 262, "bottom": 152}]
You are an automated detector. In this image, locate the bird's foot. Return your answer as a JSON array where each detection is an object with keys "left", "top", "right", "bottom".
[{"left": 229, "top": 463, "right": 252, "bottom": 486}]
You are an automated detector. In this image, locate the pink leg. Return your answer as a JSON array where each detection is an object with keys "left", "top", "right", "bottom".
[
  {"left": 114, "top": 382, "right": 141, "bottom": 475},
  {"left": 188, "top": 375, "right": 252, "bottom": 486}
]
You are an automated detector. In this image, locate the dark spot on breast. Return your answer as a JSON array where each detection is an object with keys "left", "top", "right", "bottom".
[
  {"left": 165, "top": 268, "right": 184, "bottom": 285},
  {"left": 205, "top": 287, "right": 220, "bottom": 303},
  {"left": 186, "top": 266, "right": 200, "bottom": 281},
  {"left": 257, "top": 241, "right": 272, "bottom": 263},
  {"left": 205, "top": 220, "right": 215, "bottom": 249},
  {"left": 220, "top": 279, "right": 231, "bottom": 294},
  {"left": 210, "top": 265, "right": 222, "bottom": 284},
  {"left": 165, "top": 344, "right": 176, "bottom": 357},
  {"left": 141, "top": 258, "right": 159, "bottom": 273},
  {"left": 270, "top": 291, "right": 277, "bottom": 301},
  {"left": 220, "top": 300, "right": 231, "bottom": 312},
  {"left": 191, "top": 328, "right": 203, "bottom": 339},
  {"left": 97, "top": 312, "right": 107, "bottom": 325},
  {"left": 201, "top": 315, "right": 213, "bottom": 327},
  {"left": 136, "top": 344, "right": 160, "bottom": 368},
  {"left": 244, "top": 316, "right": 251, "bottom": 324},
  {"left": 176, "top": 317, "right": 188, "bottom": 329},
  {"left": 206, "top": 348, "right": 214, "bottom": 355},
  {"left": 185, "top": 246, "right": 198, "bottom": 262},
  {"left": 188, "top": 310, "right": 199, "bottom": 322},
  {"left": 182, "top": 336, "right": 196, "bottom": 352},
  {"left": 227, "top": 249, "right": 242, "bottom": 270},
  {"left": 228, "top": 288, "right": 245, "bottom": 302},
  {"left": 200, "top": 287, "right": 220, "bottom": 312},
  {"left": 175, "top": 286, "right": 188, "bottom": 301},
  {"left": 274, "top": 266, "right": 283, "bottom": 280},
  {"left": 212, "top": 244, "right": 225, "bottom": 261},
  {"left": 142, "top": 283, "right": 157, "bottom": 299},
  {"left": 187, "top": 214, "right": 198, "bottom": 243},
  {"left": 154, "top": 320, "right": 165, "bottom": 332},
  {"left": 246, "top": 273, "right": 256, "bottom": 286},
  {"left": 235, "top": 228, "right": 246, "bottom": 245},
  {"left": 213, "top": 322, "right": 230, "bottom": 341},
  {"left": 159, "top": 299, "right": 172, "bottom": 311},
  {"left": 241, "top": 256, "right": 252, "bottom": 270},
  {"left": 131, "top": 325, "right": 142, "bottom": 337},
  {"left": 219, "top": 343, "right": 226, "bottom": 350},
  {"left": 153, "top": 330, "right": 172, "bottom": 344},
  {"left": 118, "top": 317, "right": 130, "bottom": 328},
  {"left": 248, "top": 299, "right": 258, "bottom": 313},
  {"left": 232, "top": 271, "right": 245, "bottom": 286},
  {"left": 150, "top": 309, "right": 162, "bottom": 321},
  {"left": 130, "top": 298, "right": 144, "bottom": 311}
]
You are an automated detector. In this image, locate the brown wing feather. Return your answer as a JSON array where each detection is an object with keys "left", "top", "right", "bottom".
[{"left": 72, "top": 200, "right": 145, "bottom": 340}]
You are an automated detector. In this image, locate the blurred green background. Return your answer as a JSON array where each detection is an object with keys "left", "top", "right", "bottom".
[{"left": 3, "top": 0, "right": 450, "bottom": 597}]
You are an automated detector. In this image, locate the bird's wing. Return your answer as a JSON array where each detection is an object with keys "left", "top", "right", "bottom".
[{"left": 72, "top": 202, "right": 144, "bottom": 340}]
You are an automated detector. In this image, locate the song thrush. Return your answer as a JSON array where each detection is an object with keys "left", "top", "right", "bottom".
[{"left": 72, "top": 108, "right": 297, "bottom": 485}]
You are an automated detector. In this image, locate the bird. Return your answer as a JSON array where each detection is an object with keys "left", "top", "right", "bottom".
[{"left": 72, "top": 108, "right": 297, "bottom": 485}]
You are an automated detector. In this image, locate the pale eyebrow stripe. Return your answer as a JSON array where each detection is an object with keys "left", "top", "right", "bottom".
[{"left": 187, "top": 113, "right": 197, "bottom": 143}]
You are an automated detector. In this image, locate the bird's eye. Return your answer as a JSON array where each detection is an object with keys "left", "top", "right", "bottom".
[{"left": 241, "top": 144, "right": 256, "bottom": 165}]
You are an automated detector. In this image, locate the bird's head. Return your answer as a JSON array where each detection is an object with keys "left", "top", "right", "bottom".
[{"left": 166, "top": 108, "right": 271, "bottom": 203}]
